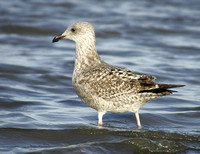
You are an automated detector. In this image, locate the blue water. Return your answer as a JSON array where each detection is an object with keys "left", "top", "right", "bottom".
[{"left": 0, "top": 0, "right": 200, "bottom": 153}]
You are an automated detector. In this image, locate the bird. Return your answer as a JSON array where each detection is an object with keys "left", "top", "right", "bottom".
[{"left": 52, "top": 22, "right": 184, "bottom": 128}]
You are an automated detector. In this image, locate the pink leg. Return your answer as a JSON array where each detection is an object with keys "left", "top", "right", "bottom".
[
  {"left": 135, "top": 111, "right": 142, "bottom": 129},
  {"left": 98, "top": 111, "right": 106, "bottom": 127}
]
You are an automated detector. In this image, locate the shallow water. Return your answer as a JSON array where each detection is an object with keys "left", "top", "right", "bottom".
[{"left": 0, "top": 0, "right": 200, "bottom": 153}]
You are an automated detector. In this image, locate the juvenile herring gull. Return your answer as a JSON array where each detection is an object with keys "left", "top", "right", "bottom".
[{"left": 52, "top": 22, "right": 184, "bottom": 128}]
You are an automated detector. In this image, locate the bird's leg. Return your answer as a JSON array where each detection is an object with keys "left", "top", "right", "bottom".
[
  {"left": 135, "top": 111, "right": 142, "bottom": 129},
  {"left": 98, "top": 111, "right": 106, "bottom": 127}
]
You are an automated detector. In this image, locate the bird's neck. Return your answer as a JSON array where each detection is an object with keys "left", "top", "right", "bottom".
[{"left": 74, "top": 39, "right": 102, "bottom": 74}]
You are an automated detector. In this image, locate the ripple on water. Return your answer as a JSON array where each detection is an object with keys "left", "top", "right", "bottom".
[
  {"left": 0, "top": 0, "right": 200, "bottom": 153},
  {"left": 0, "top": 128, "right": 199, "bottom": 153}
]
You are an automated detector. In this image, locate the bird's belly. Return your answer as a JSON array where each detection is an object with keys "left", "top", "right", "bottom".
[{"left": 74, "top": 85, "right": 146, "bottom": 113}]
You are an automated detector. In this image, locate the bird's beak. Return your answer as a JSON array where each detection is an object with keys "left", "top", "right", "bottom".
[{"left": 52, "top": 34, "right": 66, "bottom": 43}]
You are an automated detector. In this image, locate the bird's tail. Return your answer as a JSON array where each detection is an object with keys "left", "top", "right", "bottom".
[
  {"left": 139, "top": 84, "right": 185, "bottom": 94},
  {"left": 139, "top": 84, "right": 185, "bottom": 101},
  {"left": 158, "top": 84, "right": 185, "bottom": 90}
]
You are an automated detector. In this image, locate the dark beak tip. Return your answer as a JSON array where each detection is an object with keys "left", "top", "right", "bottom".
[
  {"left": 52, "top": 36, "right": 58, "bottom": 43},
  {"left": 52, "top": 35, "right": 66, "bottom": 43}
]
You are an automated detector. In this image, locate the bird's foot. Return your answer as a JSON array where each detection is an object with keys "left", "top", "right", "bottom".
[{"left": 98, "top": 122, "right": 103, "bottom": 129}]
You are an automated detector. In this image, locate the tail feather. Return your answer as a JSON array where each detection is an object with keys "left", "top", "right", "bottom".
[
  {"left": 158, "top": 84, "right": 185, "bottom": 89},
  {"left": 139, "top": 84, "right": 184, "bottom": 94}
]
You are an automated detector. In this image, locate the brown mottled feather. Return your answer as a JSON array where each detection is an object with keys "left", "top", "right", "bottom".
[{"left": 78, "top": 64, "right": 183, "bottom": 100}]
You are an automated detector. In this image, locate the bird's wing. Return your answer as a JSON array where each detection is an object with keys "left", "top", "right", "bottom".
[{"left": 80, "top": 65, "right": 158, "bottom": 100}]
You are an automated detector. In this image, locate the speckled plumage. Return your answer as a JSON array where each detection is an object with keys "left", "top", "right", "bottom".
[{"left": 53, "top": 22, "right": 184, "bottom": 128}]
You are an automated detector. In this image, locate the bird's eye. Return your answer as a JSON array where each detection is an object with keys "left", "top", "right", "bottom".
[{"left": 71, "top": 28, "right": 75, "bottom": 32}]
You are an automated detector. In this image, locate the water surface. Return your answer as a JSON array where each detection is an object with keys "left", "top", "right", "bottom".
[{"left": 0, "top": 0, "right": 200, "bottom": 153}]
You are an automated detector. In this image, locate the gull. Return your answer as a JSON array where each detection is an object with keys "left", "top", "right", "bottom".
[{"left": 52, "top": 22, "right": 184, "bottom": 128}]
